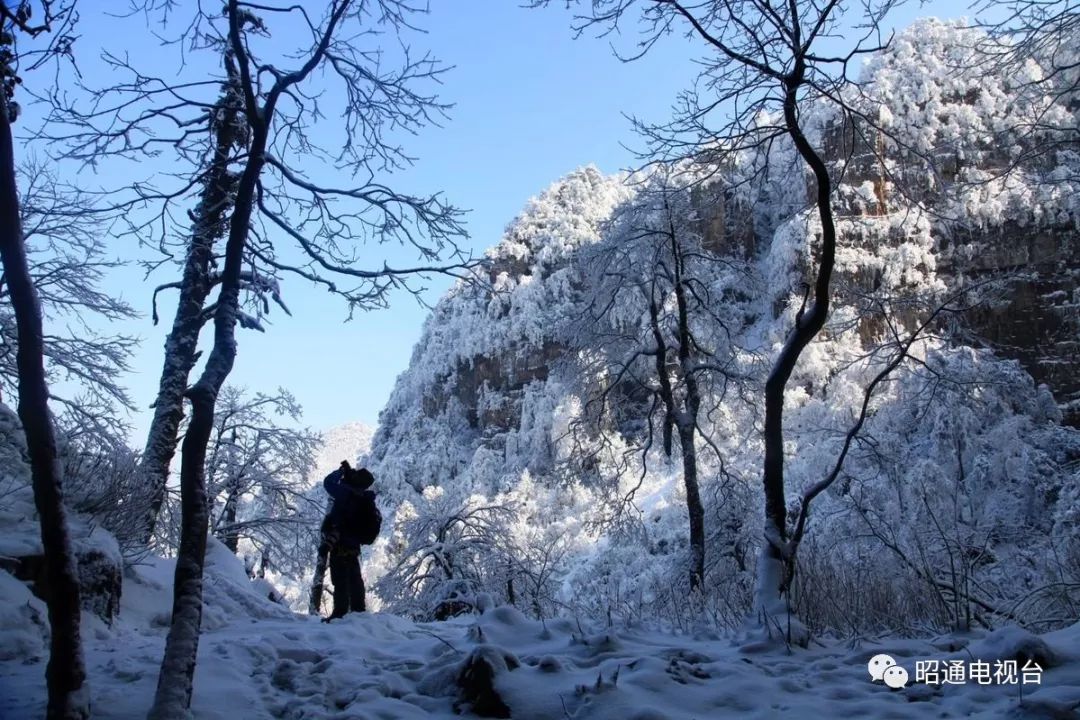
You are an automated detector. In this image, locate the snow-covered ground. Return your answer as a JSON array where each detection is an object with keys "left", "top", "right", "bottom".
[{"left": 2, "top": 542, "right": 1078, "bottom": 719}]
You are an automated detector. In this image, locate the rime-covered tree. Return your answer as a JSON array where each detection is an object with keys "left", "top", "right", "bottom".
[
  {"left": 203, "top": 386, "right": 320, "bottom": 569},
  {"left": 376, "top": 487, "right": 515, "bottom": 620},
  {"left": 568, "top": 170, "right": 753, "bottom": 590},
  {"left": 534, "top": 0, "right": 911, "bottom": 633},
  {"left": 976, "top": 0, "right": 1079, "bottom": 168}
]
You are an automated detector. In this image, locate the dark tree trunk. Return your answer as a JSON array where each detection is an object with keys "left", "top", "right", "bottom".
[
  {"left": 148, "top": 53, "right": 272, "bottom": 717},
  {"left": 670, "top": 217, "right": 705, "bottom": 591},
  {"left": 0, "top": 92, "right": 90, "bottom": 720},
  {"left": 150, "top": 4, "right": 355, "bottom": 712},
  {"left": 217, "top": 483, "right": 240, "bottom": 553},
  {"left": 214, "top": 452, "right": 242, "bottom": 554},
  {"left": 139, "top": 57, "right": 243, "bottom": 545},
  {"left": 148, "top": 191, "right": 259, "bottom": 717},
  {"left": 757, "top": 64, "right": 837, "bottom": 614},
  {"left": 147, "top": 373, "right": 226, "bottom": 719},
  {"left": 647, "top": 230, "right": 706, "bottom": 591},
  {"left": 678, "top": 422, "right": 705, "bottom": 589}
]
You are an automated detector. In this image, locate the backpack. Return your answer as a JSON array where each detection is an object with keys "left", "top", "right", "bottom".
[{"left": 351, "top": 490, "right": 382, "bottom": 545}]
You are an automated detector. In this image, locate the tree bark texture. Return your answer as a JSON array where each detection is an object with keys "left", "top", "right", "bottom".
[
  {"left": 0, "top": 90, "right": 90, "bottom": 720},
  {"left": 139, "top": 60, "right": 244, "bottom": 544}
]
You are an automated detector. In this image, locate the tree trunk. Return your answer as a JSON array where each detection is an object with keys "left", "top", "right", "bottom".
[
  {"left": 756, "top": 65, "right": 837, "bottom": 619},
  {"left": 678, "top": 423, "right": 705, "bottom": 590},
  {"left": 147, "top": 95, "right": 269, "bottom": 720},
  {"left": 150, "top": 4, "right": 353, "bottom": 709},
  {"left": 647, "top": 257, "right": 707, "bottom": 591},
  {"left": 147, "top": 377, "right": 224, "bottom": 719},
  {"left": 0, "top": 92, "right": 90, "bottom": 720},
  {"left": 217, "top": 484, "right": 239, "bottom": 553},
  {"left": 669, "top": 217, "right": 705, "bottom": 591},
  {"left": 138, "top": 59, "right": 243, "bottom": 545}
]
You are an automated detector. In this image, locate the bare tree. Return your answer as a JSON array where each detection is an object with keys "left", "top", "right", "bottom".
[
  {"left": 1, "top": 159, "right": 138, "bottom": 444},
  {"left": 40, "top": 1, "right": 475, "bottom": 546},
  {"left": 136, "top": 2, "right": 469, "bottom": 715},
  {"left": 0, "top": 1, "right": 88, "bottom": 717},
  {"left": 137, "top": 51, "right": 251, "bottom": 544}
]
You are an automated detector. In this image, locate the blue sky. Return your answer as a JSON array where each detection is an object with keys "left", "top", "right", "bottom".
[{"left": 23, "top": 0, "right": 967, "bottom": 439}]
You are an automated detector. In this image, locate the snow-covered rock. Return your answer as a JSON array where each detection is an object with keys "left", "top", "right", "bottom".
[{"left": 0, "top": 483, "right": 123, "bottom": 626}]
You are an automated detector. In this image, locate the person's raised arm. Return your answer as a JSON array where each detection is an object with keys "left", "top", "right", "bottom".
[{"left": 324, "top": 467, "right": 345, "bottom": 499}]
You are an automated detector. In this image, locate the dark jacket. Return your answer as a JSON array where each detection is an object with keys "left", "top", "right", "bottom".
[{"left": 324, "top": 468, "right": 375, "bottom": 550}]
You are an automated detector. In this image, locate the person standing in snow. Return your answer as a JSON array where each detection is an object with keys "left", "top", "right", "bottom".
[{"left": 318, "top": 461, "right": 381, "bottom": 620}]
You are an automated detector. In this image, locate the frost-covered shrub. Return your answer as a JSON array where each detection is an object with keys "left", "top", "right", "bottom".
[
  {"left": 62, "top": 438, "right": 149, "bottom": 562},
  {"left": 791, "top": 536, "right": 949, "bottom": 638},
  {"left": 792, "top": 348, "right": 1080, "bottom": 634},
  {"left": 375, "top": 486, "right": 516, "bottom": 620}
]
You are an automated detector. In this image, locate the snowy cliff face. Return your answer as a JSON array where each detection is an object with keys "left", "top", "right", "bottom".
[
  {"left": 854, "top": 19, "right": 1080, "bottom": 422},
  {"left": 366, "top": 167, "right": 638, "bottom": 517},
  {"left": 366, "top": 20, "right": 1080, "bottom": 626}
]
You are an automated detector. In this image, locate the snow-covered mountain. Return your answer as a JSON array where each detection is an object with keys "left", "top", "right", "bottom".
[
  {"left": 364, "top": 20, "right": 1080, "bottom": 628},
  {"left": 309, "top": 421, "right": 375, "bottom": 485}
]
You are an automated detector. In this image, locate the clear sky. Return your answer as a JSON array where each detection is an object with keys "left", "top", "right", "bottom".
[{"left": 20, "top": 0, "right": 967, "bottom": 440}]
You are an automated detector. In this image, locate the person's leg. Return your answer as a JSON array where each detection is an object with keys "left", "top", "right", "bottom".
[
  {"left": 328, "top": 553, "right": 349, "bottom": 619},
  {"left": 348, "top": 556, "right": 366, "bottom": 613}
]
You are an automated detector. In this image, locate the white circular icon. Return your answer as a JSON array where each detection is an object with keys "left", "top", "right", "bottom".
[
  {"left": 868, "top": 653, "right": 896, "bottom": 681},
  {"left": 883, "top": 665, "right": 909, "bottom": 689}
]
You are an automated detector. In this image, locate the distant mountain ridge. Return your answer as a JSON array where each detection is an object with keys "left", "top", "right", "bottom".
[{"left": 309, "top": 421, "right": 375, "bottom": 486}]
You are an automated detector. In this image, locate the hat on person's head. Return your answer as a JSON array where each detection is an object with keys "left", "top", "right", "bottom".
[
  {"left": 344, "top": 465, "right": 374, "bottom": 487},
  {"left": 355, "top": 467, "right": 375, "bottom": 486}
]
